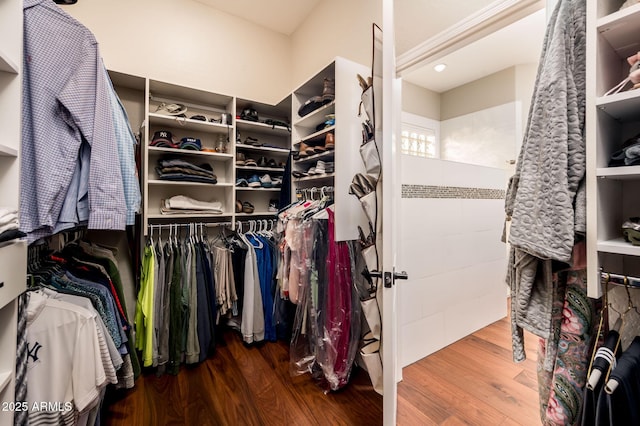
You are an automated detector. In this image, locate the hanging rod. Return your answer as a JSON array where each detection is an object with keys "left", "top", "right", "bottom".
[
  {"left": 601, "top": 271, "right": 640, "bottom": 288},
  {"left": 148, "top": 221, "right": 233, "bottom": 230}
]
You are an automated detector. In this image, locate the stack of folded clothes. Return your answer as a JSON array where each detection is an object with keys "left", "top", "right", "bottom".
[
  {"left": 609, "top": 133, "right": 640, "bottom": 167},
  {"left": 156, "top": 158, "right": 217, "bottom": 184},
  {"left": 0, "top": 207, "right": 26, "bottom": 244},
  {"left": 161, "top": 195, "right": 223, "bottom": 215}
]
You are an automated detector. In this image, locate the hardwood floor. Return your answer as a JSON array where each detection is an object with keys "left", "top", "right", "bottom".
[
  {"left": 397, "top": 316, "right": 541, "bottom": 426},
  {"left": 102, "top": 329, "right": 383, "bottom": 426},
  {"left": 102, "top": 316, "right": 540, "bottom": 425}
]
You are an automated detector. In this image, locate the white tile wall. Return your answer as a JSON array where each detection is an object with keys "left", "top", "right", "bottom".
[
  {"left": 440, "top": 102, "right": 518, "bottom": 169},
  {"left": 398, "top": 157, "right": 508, "bottom": 368}
]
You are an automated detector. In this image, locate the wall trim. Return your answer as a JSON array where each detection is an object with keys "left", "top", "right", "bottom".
[{"left": 396, "top": 0, "right": 545, "bottom": 76}]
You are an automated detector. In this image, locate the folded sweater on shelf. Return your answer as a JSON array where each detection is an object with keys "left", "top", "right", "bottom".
[{"left": 161, "top": 195, "right": 223, "bottom": 215}]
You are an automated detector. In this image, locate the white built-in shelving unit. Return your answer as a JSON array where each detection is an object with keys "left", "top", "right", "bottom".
[
  {"left": 291, "top": 58, "right": 370, "bottom": 241},
  {"left": 586, "top": 0, "right": 640, "bottom": 296}
]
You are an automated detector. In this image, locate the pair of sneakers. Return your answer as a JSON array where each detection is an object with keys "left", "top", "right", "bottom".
[
  {"left": 246, "top": 174, "right": 281, "bottom": 188},
  {"left": 308, "top": 160, "right": 334, "bottom": 175}
]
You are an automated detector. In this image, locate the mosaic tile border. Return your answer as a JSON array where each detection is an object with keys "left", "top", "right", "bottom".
[{"left": 402, "top": 184, "right": 506, "bottom": 200}]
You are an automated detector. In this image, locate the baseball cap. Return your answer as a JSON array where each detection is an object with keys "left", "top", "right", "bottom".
[
  {"left": 151, "top": 130, "right": 177, "bottom": 148},
  {"left": 180, "top": 137, "right": 202, "bottom": 151}
]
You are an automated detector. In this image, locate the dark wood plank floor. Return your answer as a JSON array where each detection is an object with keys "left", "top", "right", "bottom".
[
  {"left": 102, "top": 330, "right": 383, "bottom": 426},
  {"left": 103, "top": 315, "right": 539, "bottom": 425}
]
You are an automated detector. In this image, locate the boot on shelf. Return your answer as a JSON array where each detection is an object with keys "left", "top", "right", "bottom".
[{"left": 322, "top": 78, "right": 335, "bottom": 103}]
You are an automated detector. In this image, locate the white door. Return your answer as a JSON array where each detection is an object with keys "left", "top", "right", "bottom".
[{"left": 381, "top": 0, "right": 404, "bottom": 424}]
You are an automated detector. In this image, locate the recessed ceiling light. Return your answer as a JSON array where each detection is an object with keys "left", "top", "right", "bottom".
[{"left": 434, "top": 63, "right": 447, "bottom": 72}]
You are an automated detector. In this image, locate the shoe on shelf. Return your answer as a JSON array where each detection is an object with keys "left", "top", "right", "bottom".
[
  {"left": 242, "top": 201, "right": 255, "bottom": 214},
  {"left": 307, "top": 166, "right": 317, "bottom": 175},
  {"left": 325, "top": 132, "right": 335, "bottom": 150},
  {"left": 236, "top": 178, "right": 249, "bottom": 187},
  {"left": 322, "top": 78, "right": 335, "bottom": 104},
  {"left": 623, "top": 217, "right": 640, "bottom": 245},
  {"left": 312, "top": 139, "right": 326, "bottom": 154},
  {"left": 258, "top": 156, "right": 269, "bottom": 167},
  {"left": 292, "top": 170, "right": 307, "bottom": 178},
  {"left": 267, "top": 158, "right": 278, "bottom": 168},
  {"left": 236, "top": 200, "right": 243, "bottom": 213},
  {"left": 260, "top": 174, "right": 274, "bottom": 188},
  {"left": 315, "top": 160, "right": 326, "bottom": 174},
  {"left": 298, "top": 142, "right": 315, "bottom": 157},
  {"left": 248, "top": 175, "right": 262, "bottom": 188},
  {"left": 272, "top": 177, "right": 282, "bottom": 187},
  {"left": 324, "top": 161, "right": 335, "bottom": 173},
  {"left": 244, "top": 136, "right": 261, "bottom": 146},
  {"left": 244, "top": 158, "right": 258, "bottom": 167},
  {"left": 236, "top": 152, "right": 247, "bottom": 166},
  {"left": 268, "top": 199, "right": 278, "bottom": 212}
]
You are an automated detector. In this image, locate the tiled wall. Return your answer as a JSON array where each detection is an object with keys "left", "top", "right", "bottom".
[
  {"left": 440, "top": 102, "right": 519, "bottom": 168},
  {"left": 398, "top": 156, "right": 508, "bottom": 367}
]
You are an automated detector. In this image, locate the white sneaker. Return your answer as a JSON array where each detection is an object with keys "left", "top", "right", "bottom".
[{"left": 260, "top": 174, "right": 273, "bottom": 188}]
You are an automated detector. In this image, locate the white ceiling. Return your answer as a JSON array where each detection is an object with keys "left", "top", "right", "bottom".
[
  {"left": 402, "top": 8, "right": 546, "bottom": 93},
  {"left": 192, "top": 0, "right": 546, "bottom": 93},
  {"left": 193, "top": 0, "right": 321, "bottom": 35}
]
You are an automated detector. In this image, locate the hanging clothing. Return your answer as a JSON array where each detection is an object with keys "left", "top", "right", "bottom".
[
  {"left": 594, "top": 337, "right": 640, "bottom": 425},
  {"left": 536, "top": 269, "right": 595, "bottom": 426},
  {"left": 279, "top": 200, "right": 361, "bottom": 392},
  {"left": 103, "top": 66, "right": 141, "bottom": 226},
  {"left": 135, "top": 244, "right": 155, "bottom": 367},
  {"left": 22, "top": 0, "right": 127, "bottom": 241},
  {"left": 505, "top": 0, "right": 588, "bottom": 368},
  {"left": 25, "top": 291, "right": 107, "bottom": 426}
]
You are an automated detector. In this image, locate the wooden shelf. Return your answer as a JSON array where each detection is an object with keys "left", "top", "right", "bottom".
[
  {"left": 148, "top": 112, "right": 232, "bottom": 133},
  {"left": 235, "top": 211, "right": 278, "bottom": 217},
  {"left": 597, "top": 165, "right": 640, "bottom": 179},
  {"left": 294, "top": 150, "right": 335, "bottom": 164},
  {"left": 235, "top": 144, "right": 290, "bottom": 154},
  {"left": 236, "top": 166, "right": 285, "bottom": 172},
  {"left": 0, "top": 48, "right": 19, "bottom": 74},
  {"left": 235, "top": 187, "right": 281, "bottom": 192},
  {"left": 236, "top": 119, "right": 291, "bottom": 135},
  {"left": 296, "top": 125, "right": 335, "bottom": 145},
  {"left": 0, "top": 370, "right": 11, "bottom": 394},
  {"left": 148, "top": 180, "right": 232, "bottom": 187},
  {"left": 0, "top": 144, "right": 18, "bottom": 157},
  {"left": 148, "top": 146, "right": 233, "bottom": 159},
  {"left": 148, "top": 213, "right": 233, "bottom": 219},
  {"left": 293, "top": 173, "right": 335, "bottom": 182},
  {"left": 293, "top": 101, "right": 335, "bottom": 128},
  {"left": 597, "top": 3, "right": 640, "bottom": 58},
  {"left": 596, "top": 90, "right": 640, "bottom": 121},
  {"left": 598, "top": 238, "right": 640, "bottom": 256}
]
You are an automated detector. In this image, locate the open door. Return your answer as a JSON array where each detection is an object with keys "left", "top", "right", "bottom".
[{"left": 380, "top": 0, "right": 404, "bottom": 424}]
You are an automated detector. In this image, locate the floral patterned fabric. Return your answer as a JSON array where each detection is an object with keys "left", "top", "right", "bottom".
[{"left": 538, "top": 269, "right": 596, "bottom": 426}]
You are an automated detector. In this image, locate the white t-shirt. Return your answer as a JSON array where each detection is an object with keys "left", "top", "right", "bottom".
[{"left": 26, "top": 292, "right": 107, "bottom": 425}]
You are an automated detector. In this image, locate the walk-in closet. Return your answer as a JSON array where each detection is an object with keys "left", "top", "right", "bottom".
[{"left": 5, "top": 0, "right": 640, "bottom": 425}]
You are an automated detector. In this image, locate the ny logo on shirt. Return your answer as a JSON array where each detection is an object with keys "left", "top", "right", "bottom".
[{"left": 27, "top": 342, "right": 43, "bottom": 363}]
